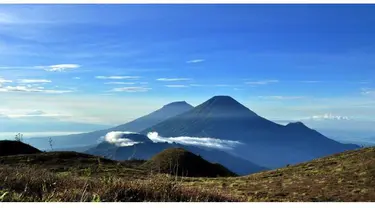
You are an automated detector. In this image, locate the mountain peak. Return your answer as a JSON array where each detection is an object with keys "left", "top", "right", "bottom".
[
  {"left": 199, "top": 95, "right": 258, "bottom": 116},
  {"left": 286, "top": 121, "right": 309, "bottom": 129},
  {"left": 162, "top": 101, "right": 192, "bottom": 108}
]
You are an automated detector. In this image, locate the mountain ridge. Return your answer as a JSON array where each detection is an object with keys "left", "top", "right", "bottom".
[{"left": 140, "top": 95, "right": 359, "bottom": 168}]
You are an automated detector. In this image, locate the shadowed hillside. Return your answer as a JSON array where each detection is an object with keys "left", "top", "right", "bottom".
[
  {"left": 141, "top": 148, "right": 237, "bottom": 177},
  {"left": 0, "top": 140, "right": 41, "bottom": 156},
  {"left": 182, "top": 147, "right": 375, "bottom": 202},
  {"left": 87, "top": 141, "right": 267, "bottom": 175}
]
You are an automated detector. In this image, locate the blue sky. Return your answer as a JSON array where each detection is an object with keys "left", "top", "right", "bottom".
[{"left": 1, "top": 4, "right": 375, "bottom": 128}]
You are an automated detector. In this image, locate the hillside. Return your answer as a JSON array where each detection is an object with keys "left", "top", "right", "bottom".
[
  {"left": 27, "top": 101, "right": 193, "bottom": 149},
  {"left": 86, "top": 141, "right": 267, "bottom": 175},
  {"left": 0, "top": 140, "right": 42, "bottom": 156},
  {"left": 182, "top": 147, "right": 375, "bottom": 202},
  {"left": 141, "top": 95, "right": 359, "bottom": 168},
  {"left": 0, "top": 147, "right": 241, "bottom": 202},
  {"left": 141, "top": 148, "right": 237, "bottom": 177}
]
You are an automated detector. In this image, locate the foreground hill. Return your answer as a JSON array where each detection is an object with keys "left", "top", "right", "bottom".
[
  {"left": 182, "top": 147, "right": 375, "bottom": 202},
  {"left": 27, "top": 101, "right": 193, "bottom": 149},
  {"left": 0, "top": 140, "right": 41, "bottom": 156},
  {"left": 86, "top": 141, "right": 267, "bottom": 175},
  {"left": 141, "top": 148, "right": 237, "bottom": 177},
  {"left": 0, "top": 146, "right": 240, "bottom": 202},
  {"left": 141, "top": 95, "right": 359, "bottom": 168}
]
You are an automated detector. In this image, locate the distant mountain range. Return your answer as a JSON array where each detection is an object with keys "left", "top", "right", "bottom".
[
  {"left": 0, "top": 116, "right": 110, "bottom": 133},
  {"left": 140, "top": 96, "right": 359, "bottom": 168},
  {"left": 29, "top": 95, "right": 360, "bottom": 171},
  {"left": 28, "top": 101, "right": 193, "bottom": 149}
]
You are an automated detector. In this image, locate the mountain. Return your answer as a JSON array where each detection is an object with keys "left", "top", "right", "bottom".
[
  {"left": 27, "top": 101, "right": 193, "bottom": 149},
  {"left": 0, "top": 116, "right": 110, "bottom": 133},
  {"left": 140, "top": 95, "right": 359, "bottom": 168},
  {"left": 86, "top": 141, "right": 267, "bottom": 175},
  {"left": 140, "top": 148, "right": 237, "bottom": 177},
  {"left": 188, "top": 146, "right": 375, "bottom": 202},
  {"left": 0, "top": 140, "right": 41, "bottom": 156}
]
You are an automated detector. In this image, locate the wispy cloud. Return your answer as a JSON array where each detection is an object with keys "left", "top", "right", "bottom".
[
  {"left": 35, "top": 64, "right": 81, "bottom": 72},
  {"left": 5, "top": 110, "right": 70, "bottom": 118},
  {"left": 96, "top": 76, "right": 140, "bottom": 80},
  {"left": 104, "top": 82, "right": 136, "bottom": 85},
  {"left": 258, "top": 96, "right": 306, "bottom": 100},
  {"left": 303, "top": 113, "right": 351, "bottom": 121},
  {"left": 0, "top": 77, "right": 12, "bottom": 83},
  {"left": 245, "top": 80, "right": 279, "bottom": 85},
  {"left": 214, "top": 84, "right": 233, "bottom": 87},
  {"left": 0, "top": 85, "right": 72, "bottom": 94},
  {"left": 18, "top": 79, "right": 51, "bottom": 84},
  {"left": 111, "top": 87, "right": 151, "bottom": 92},
  {"left": 299, "top": 80, "right": 322, "bottom": 83},
  {"left": 189, "top": 84, "right": 205, "bottom": 87},
  {"left": 156, "top": 78, "right": 191, "bottom": 82},
  {"left": 186, "top": 59, "right": 205, "bottom": 64},
  {"left": 165, "top": 85, "right": 189, "bottom": 88},
  {"left": 0, "top": 64, "right": 80, "bottom": 72},
  {"left": 147, "top": 132, "right": 242, "bottom": 150},
  {"left": 72, "top": 77, "right": 81, "bottom": 80},
  {"left": 361, "top": 88, "right": 375, "bottom": 95}
]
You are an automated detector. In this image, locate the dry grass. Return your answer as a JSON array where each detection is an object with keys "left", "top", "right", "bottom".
[
  {"left": 182, "top": 147, "right": 375, "bottom": 202},
  {"left": 0, "top": 165, "right": 242, "bottom": 202}
]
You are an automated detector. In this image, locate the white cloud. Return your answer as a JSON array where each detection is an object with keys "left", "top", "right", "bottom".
[
  {"left": 0, "top": 85, "right": 72, "bottom": 94},
  {"left": 299, "top": 80, "right": 322, "bottom": 83},
  {"left": 165, "top": 85, "right": 189, "bottom": 88},
  {"left": 214, "top": 84, "right": 232, "bottom": 87},
  {"left": 304, "top": 113, "right": 351, "bottom": 121},
  {"left": 147, "top": 132, "right": 242, "bottom": 150},
  {"left": 35, "top": 64, "right": 81, "bottom": 72},
  {"left": 156, "top": 78, "right": 191, "bottom": 82},
  {"left": 18, "top": 79, "right": 51, "bottom": 84},
  {"left": 104, "top": 82, "right": 136, "bottom": 85},
  {"left": 103, "top": 131, "right": 142, "bottom": 147},
  {"left": 186, "top": 59, "right": 205, "bottom": 64},
  {"left": 0, "top": 77, "right": 12, "bottom": 83},
  {"left": 111, "top": 87, "right": 151, "bottom": 92},
  {"left": 96, "top": 76, "right": 140, "bottom": 80},
  {"left": 258, "top": 96, "right": 306, "bottom": 100},
  {"left": 73, "top": 77, "right": 81, "bottom": 80},
  {"left": 245, "top": 80, "right": 279, "bottom": 85},
  {"left": 190, "top": 84, "right": 205, "bottom": 87},
  {"left": 5, "top": 110, "right": 70, "bottom": 118}
]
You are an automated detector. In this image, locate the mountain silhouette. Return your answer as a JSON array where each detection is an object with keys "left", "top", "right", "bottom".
[
  {"left": 28, "top": 101, "right": 193, "bottom": 149},
  {"left": 140, "top": 148, "right": 237, "bottom": 177},
  {"left": 140, "top": 95, "right": 360, "bottom": 168},
  {"left": 0, "top": 140, "right": 41, "bottom": 156}
]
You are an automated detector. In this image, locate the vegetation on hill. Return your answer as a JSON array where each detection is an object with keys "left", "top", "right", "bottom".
[
  {"left": 182, "top": 147, "right": 375, "bottom": 202},
  {"left": 0, "top": 166, "right": 241, "bottom": 202},
  {"left": 140, "top": 148, "right": 237, "bottom": 177},
  {"left": 0, "top": 148, "right": 240, "bottom": 202},
  {"left": 0, "top": 140, "right": 41, "bottom": 156}
]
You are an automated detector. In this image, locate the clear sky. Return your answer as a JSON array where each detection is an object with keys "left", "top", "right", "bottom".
[{"left": 1, "top": 4, "right": 375, "bottom": 127}]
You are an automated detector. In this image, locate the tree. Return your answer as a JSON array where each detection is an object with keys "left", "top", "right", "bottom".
[
  {"left": 15, "top": 133, "right": 23, "bottom": 142},
  {"left": 48, "top": 137, "right": 54, "bottom": 151}
]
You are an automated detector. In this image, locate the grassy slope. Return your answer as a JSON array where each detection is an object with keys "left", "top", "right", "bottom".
[
  {"left": 182, "top": 147, "right": 375, "bottom": 202},
  {"left": 0, "top": 151, "right": 240, "bottom": 202},
  {"left": 141, "top": 148, "right": 237, "bottom": 177},
  {"left": 1, "top": 147, "right": 375, "bottom": 202}
]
